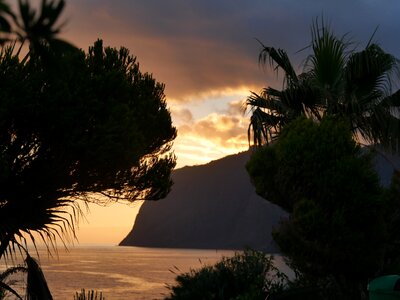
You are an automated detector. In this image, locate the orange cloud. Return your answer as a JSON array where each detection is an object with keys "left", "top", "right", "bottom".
[
  {"left": 174, "top": 102, "right": 250, "bottom": 167},
  {"left": 60, "top": 0, "right": 400, "bottom": 168}
]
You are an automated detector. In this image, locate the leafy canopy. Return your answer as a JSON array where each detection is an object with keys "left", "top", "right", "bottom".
[
  {"left": 0, "top": 1, "right": 177, "bottom": 299},
  {"left": 247, "top": 117, "right": 397, "bottom": 299},
  {"left": 0, "top": 1, "right": 176, "bottom": 259}
]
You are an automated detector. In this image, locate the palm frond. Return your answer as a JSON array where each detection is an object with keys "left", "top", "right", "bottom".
[
  {"left": 0, "top": 199, "right": 83, "bottom": 261},
  {"left": 247, "top": 19, "right": 400, "bottom": 150},
  {"left": 345, "top": 44, "right": 397, "bottom": 99},
  {"left": 246, "top": 91, "right": 272, "bottom": 110},
  {"left": 256, "top": 39, "right": 298, "bottom": 87},
  {"left": 14, "top": 0, "right": 76, "bottom": 60},
  {"left": 16, "top": 0, "right": 65, "bottom": 39},
  {"left": 0, "top": 266, "right": 26, "bottom": 281},
  {"left": 248, "top": 107, "right": 283, "bottom": 146},
  {"left": 0, "top": 265, "right": 26, "bottom": 300},
  {"left": 0, "top": 280, "right": 23, "bottom": 300},
  {"left": 25, "top": 255, "right": 53, "bottom": 300},
  {"left": 307, "top": 19, "right": 348, "bottom": 108},
  {"left": 379, "top": 90, "right": 400, "bottom": 108},
  {"left": 0, "top": 0, "right": 15, "bottom": 41}
]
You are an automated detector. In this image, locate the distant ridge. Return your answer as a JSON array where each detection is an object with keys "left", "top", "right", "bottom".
[{"left": 119, "top": 151, "right": 285, "bottom": 251}]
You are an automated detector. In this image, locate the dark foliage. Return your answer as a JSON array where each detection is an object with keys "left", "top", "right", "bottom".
[
  {"left": 0, "top": 0, "right": 176, "bottom": 260},
  {"left": 0, "top": 37, "right": 177, "bottom": 255},
  {"left": 247, "top": 117, "right": 399, "bottom": 299},
  {"left": 166, "top": 249, "right": 288, "bottom": 300},
  {"left": 0, "top": 0, "right": 176, "bottom": 298},
  {"left": 247, "top": 20, "right": 400, "bottom": 151}
]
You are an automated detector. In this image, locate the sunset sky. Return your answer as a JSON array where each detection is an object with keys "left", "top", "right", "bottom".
[{"left": 50, "top": 0, "right": 400, "bottom": 245}]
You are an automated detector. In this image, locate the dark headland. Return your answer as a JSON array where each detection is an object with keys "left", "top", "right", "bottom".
[
  {"left": 119, "top": 148, "right": 399, "bottom": 251},
  {"left": 119, "top": 151, "right": 285, "bottom": 251}
]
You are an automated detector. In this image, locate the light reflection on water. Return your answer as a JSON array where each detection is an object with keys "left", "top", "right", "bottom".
[{"left": 0, "top": 246, "right": 291, "bottom": 300}]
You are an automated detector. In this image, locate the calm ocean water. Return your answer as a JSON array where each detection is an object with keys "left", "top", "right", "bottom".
[
  {"left": 0, "top": 246, "right": 289, "bottom": 300},
  {"left": 1, "top": 246, "right": 235, "bottom": 300}
]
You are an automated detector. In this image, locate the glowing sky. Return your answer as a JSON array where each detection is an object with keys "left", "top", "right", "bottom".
[{"left": 50, "top": 0, "right": 400, "bottom": 245}]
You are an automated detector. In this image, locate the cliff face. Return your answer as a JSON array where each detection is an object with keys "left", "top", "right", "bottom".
[
  {"left": 120, "top": 148, "right": 400, "bottom": 251},
  {"left": 119, "top": 151, "right": 285, "bottom": 251}
]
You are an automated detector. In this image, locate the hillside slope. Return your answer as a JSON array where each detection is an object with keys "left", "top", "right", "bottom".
[
  {"left": 120, "top": 148, "right": 400, "bottom": 251},
  {"left": 120, "top": 151, "right": 285, "bottom": 251}
]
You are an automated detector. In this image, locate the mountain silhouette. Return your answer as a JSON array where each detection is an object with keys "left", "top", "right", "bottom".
[
  {"left": 120, "top": 151, "right": 285, "bottom": 251},
  {"left": 120, "top": 148, "right": 400, "bottom": 251}
]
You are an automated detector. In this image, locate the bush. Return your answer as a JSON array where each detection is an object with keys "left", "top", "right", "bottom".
[
  {"left": 166, "top": 249, "right": 288, "bottom": 300},
  {"left": 247, "top": 117, "right": 393, "bottom": 299}
]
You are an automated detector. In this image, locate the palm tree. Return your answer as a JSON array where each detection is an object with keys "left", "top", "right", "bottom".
[
  {"left": 0, "top": 0, "right": 79, "bottom": 259},
  {"left": 0, "top": 0, "right": 14, "bottom": 44},
  {"left": 0, "top": 3, "right": 77, "bottom": 298},
  {"left": 247, "top": 20, "right": 400, "bottom": 150},
  {"left": 0, "top": 256, "right": 54, "bottom": 299},
  {"left": 14, "top": 0, "right": 75, "bottom": 57}
]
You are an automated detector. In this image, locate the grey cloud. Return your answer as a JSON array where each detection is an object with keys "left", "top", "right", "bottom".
[{"left": 65, "top": 0, "right": 400, "bottom": 101}]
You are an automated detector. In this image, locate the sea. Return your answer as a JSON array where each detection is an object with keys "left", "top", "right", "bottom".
[{"left": 0, "top": 246, "right": 290, "bottom": 300}]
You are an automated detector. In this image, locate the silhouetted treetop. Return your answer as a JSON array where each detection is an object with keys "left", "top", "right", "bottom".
[
  {"left": 0, "top": 38, "right": 176, "bottom": 256},
  {"left": 0, "top": 1, "right": 176, "bottom": 298},
  {"left": 247, "top": 20, "right": 400, "bottom": 150}
]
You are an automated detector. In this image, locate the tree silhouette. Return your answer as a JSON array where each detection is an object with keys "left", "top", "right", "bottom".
[
  {"left": 0, "top": 1, "right": 176, "bottom": 259},
  {"left": 247, "top": 20, "right": 400, "bottom": 150},
  {"left": 0, "top": 1, "right": 177, "bottom": 298},
  {"left": 247, "top": 117, "right": 398, "bottom": 299}
]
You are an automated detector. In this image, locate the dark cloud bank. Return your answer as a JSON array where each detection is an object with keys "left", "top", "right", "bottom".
[{"left": 65, "top": 0, "right": 400, "bottom": 101}]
